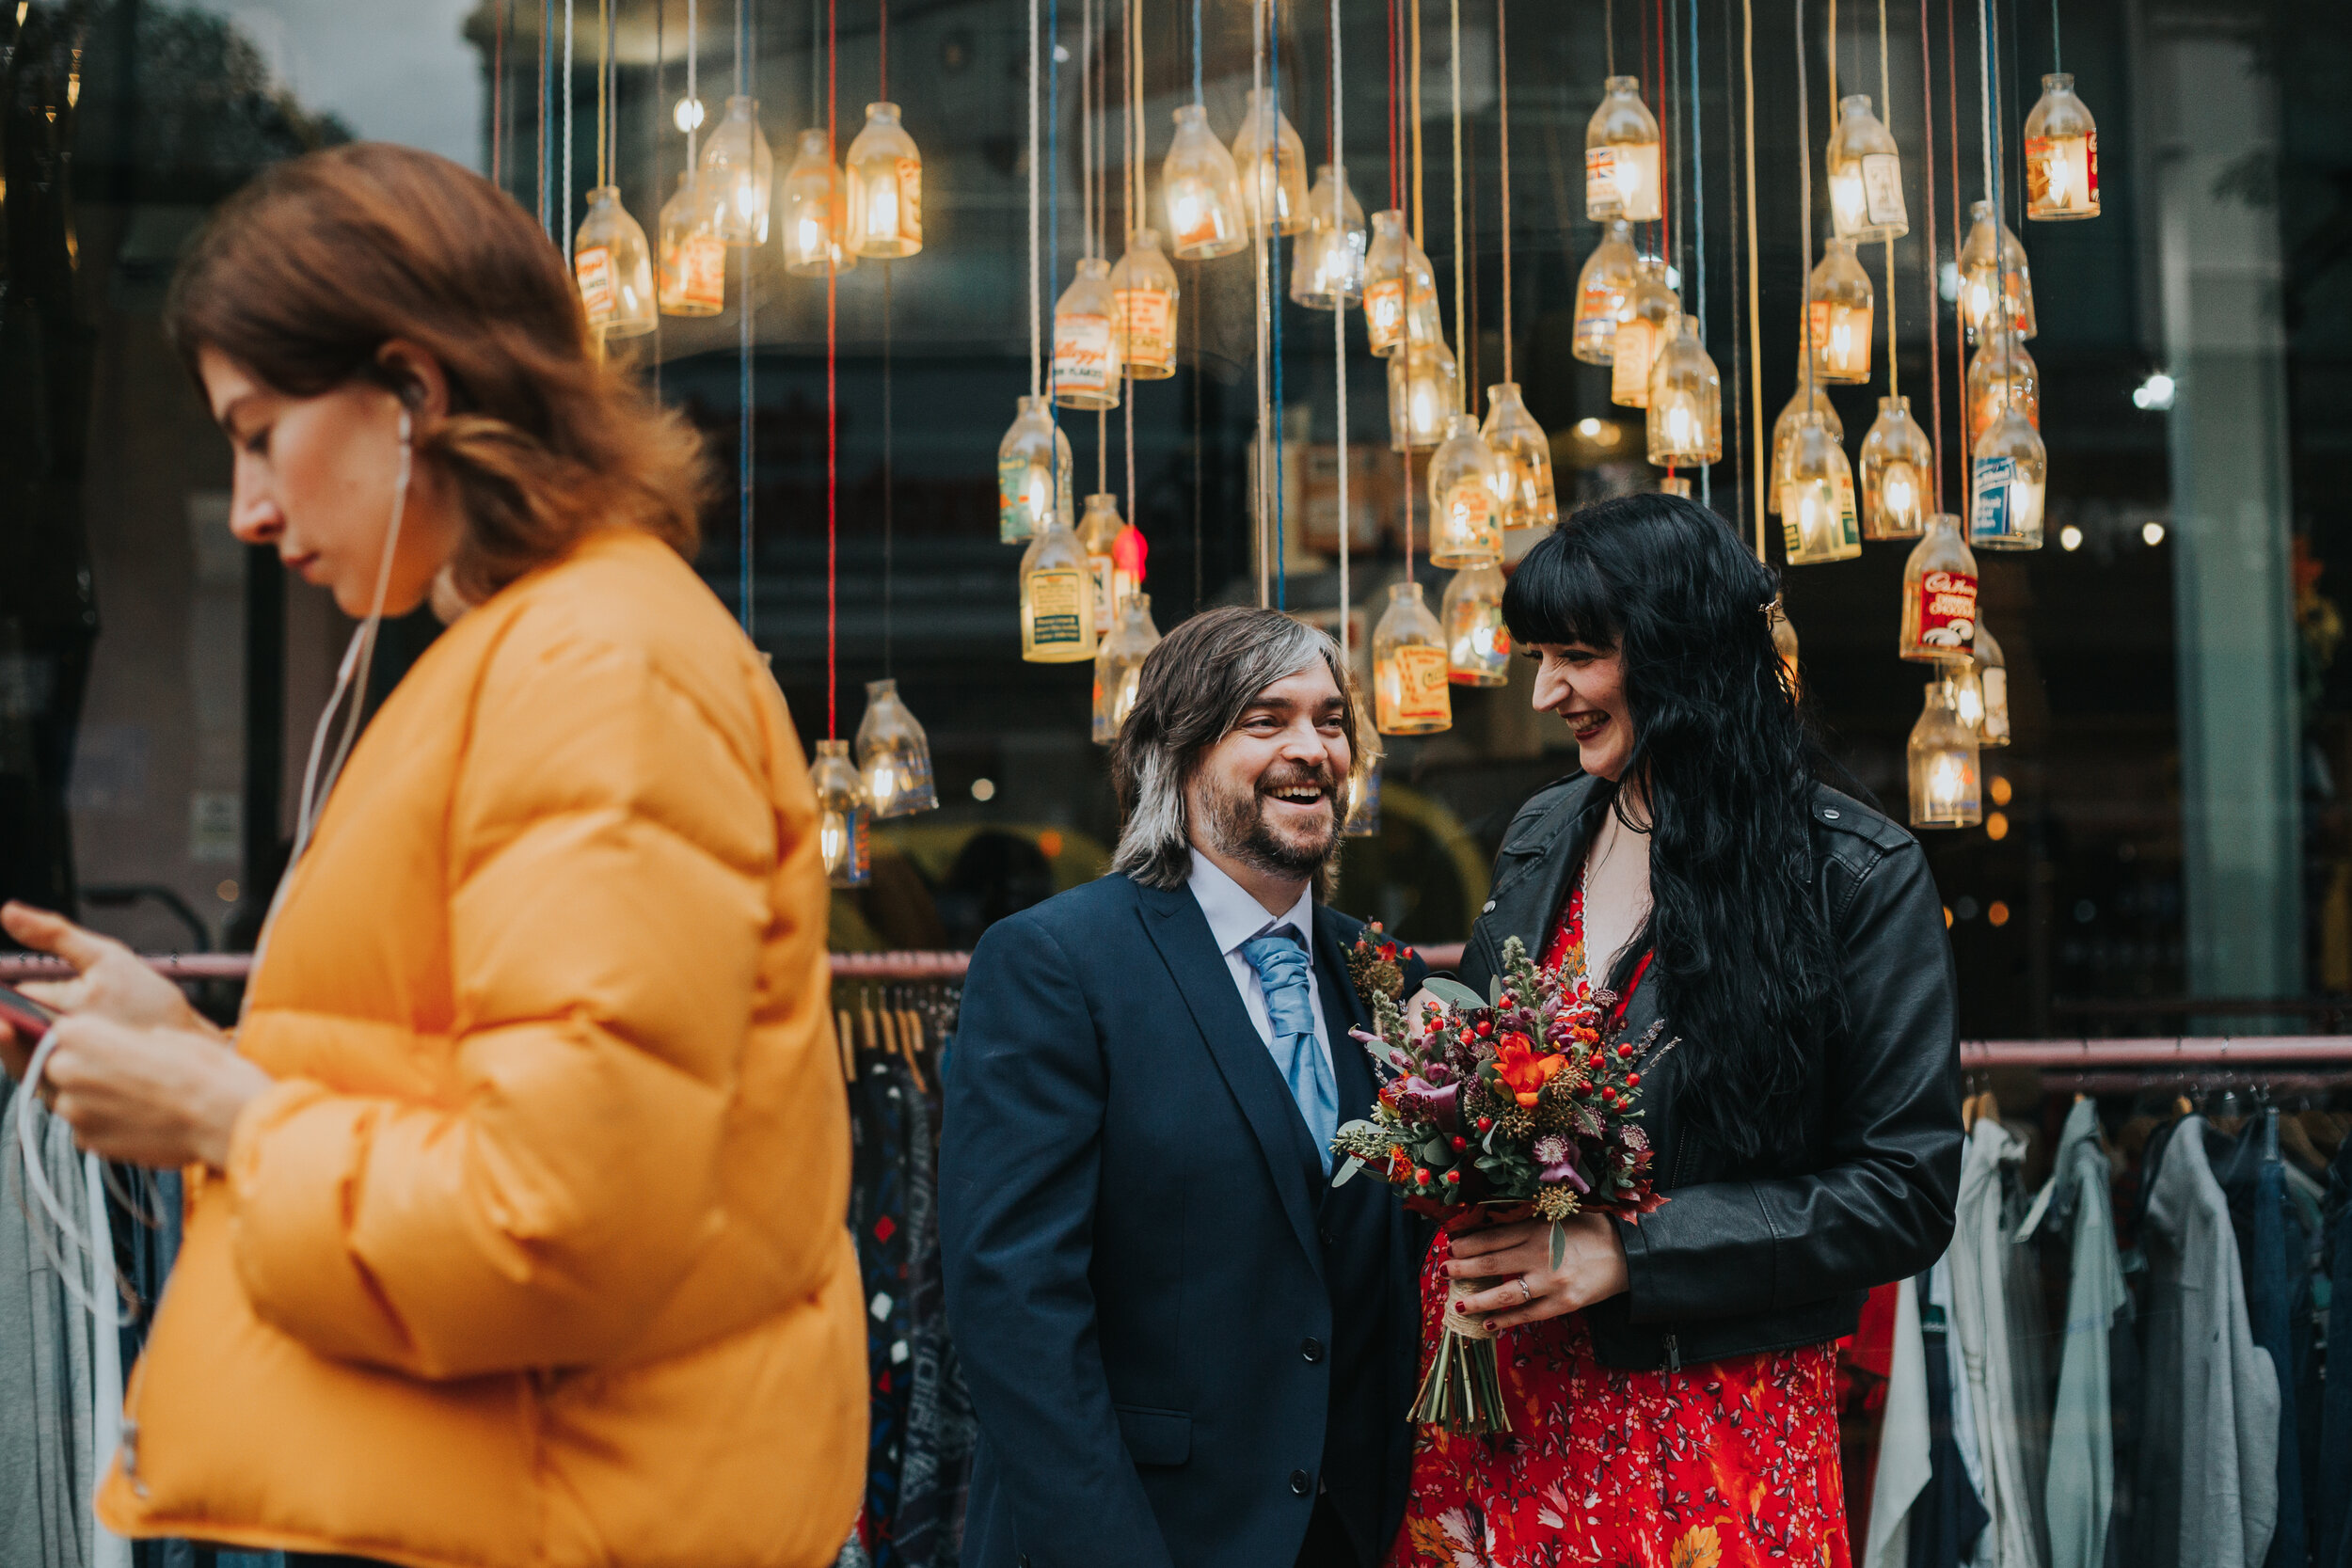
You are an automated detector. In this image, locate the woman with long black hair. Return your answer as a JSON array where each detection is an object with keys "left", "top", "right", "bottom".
[{"left": 1389, "top": 494, "right": 1962, "bottom": 1565}]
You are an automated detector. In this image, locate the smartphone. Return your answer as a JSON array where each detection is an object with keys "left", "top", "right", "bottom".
[{"left": 0, "top": 983, "right": 58, "bottom": 1039}]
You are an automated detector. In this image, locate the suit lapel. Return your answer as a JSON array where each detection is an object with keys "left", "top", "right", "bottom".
[
  {"left": 1135, "top": 880, "right": 1327, "bottom": 1275},
  {"left": 1312, "top": 907, "right": 1380, "bottom": 1127}
]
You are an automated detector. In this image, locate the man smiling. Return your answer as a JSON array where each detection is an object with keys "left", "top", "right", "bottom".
[{"left": 940, "top": 607, "right": 1425, "bottom": 1568}]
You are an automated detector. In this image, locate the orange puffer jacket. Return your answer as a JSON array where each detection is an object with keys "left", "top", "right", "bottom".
[{"left": 98, "top": 531, "right": 866, "bottom": 1568}]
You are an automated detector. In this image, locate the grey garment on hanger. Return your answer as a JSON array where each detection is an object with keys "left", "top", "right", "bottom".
[
  {"left": 0, "top": 1084, "right": 101, "bottom": 1568},
  {"left": 1948, "top": 1118, "right": 2044, "bottom": 1568},
  {"left": 2020, "top": 1099, "right": 2130, "bottom": 1568},
  {"left": 2133, "top": 1115, "right": 2279, "bottom": 1568},
  {"left": 1996, "top": 1122, "right": 2055, "bottom": 1564}
]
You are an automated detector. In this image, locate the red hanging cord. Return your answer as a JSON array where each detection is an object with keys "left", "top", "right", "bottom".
[
  {"left": 1388, "top": 0, "right": 1401, "bottom": 210},
  {"left": 1946, "top": 0, "right": 1965, "bottom": 485},
  {"left": 880, "top": 0, "right": 887, "bottom": 97},
  {"left": 826, "top": 0, "right": 840, "bottom": 740}
]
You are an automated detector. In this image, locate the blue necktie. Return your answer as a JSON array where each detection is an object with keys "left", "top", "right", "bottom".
[{"left": 1240, "top": 926, "right": 1339, "bottom": 1175}]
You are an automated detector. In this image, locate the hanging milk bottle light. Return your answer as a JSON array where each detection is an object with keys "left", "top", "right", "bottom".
[
  {"left": 574, "top": 186, "right": 660, "bottom": 340},
  {"left": 1427, "top": 415, "right": 1505, "bottom": 567},
  {"left": 855, "top": 678, "right": 939, "bottom": 818},
  {"left": 1373, "top": 580, "right": 1451, "bottom": 735},
  {"left": 1585, "top": 75, "right": 1662, "bottom": 222},
  {"left": 1966, "top": 325, "right": 2040, "bottom": 444},
  {"left": 1092, "top": 594, "right": 1163, "bottom": 743},
  {"left": 1971, "top": 621, "right": 2011, "bottom": 746},
  {"left": 1969, "top": 404, "right": 2048, "bottom": 551},
  {"left": 1019, "top": 506, "right": 1100, "bottom": 662},
  {"left": 659, "top": 172, "right": 728, "bottom": 314},
  {"left": 782, "top": 127, "right": 857, "bottom": 275},
  {"left": 1291, "top": 165, "right": 1368, "bottom": 308},
  {"left": 1611, "top": 258, "right": 1680, "bottom": 408},
  {"left": 1899, "top": 512, "right": 1980, "bottom": 661},
  {"left": 1232, "top": 87, "right": 1311, "bottom": 237},
  {"left": 701, "top": 95, "right": 774, "bottom": 245},
  {"left": 1163, "top": 103, "right": 1248, "bottom": 260},
  {"left": 1054, "top": 258, "right": 1121, "bottom": 411},
  {"left": 1959, "top": 199, "right": 2036, "bottom": 342},
  {"left": 1572, "top": 218, "right": 1641, "bottom": 364},
  {"left": 1442, "top": 563, "right": 1511, "bottom": 686},
  {"left": 1806, "top": 237, "right": 1874, "bottom": 384},
  {"left": 1907, "top": 678, "right": 1982, "bottom": 828},
  {"left": 1860, "top": 396, "right": 1934, "bottom": 539},
  {"left": 1827, "top": 94, "right": 1909, "bottom": 244},
  {"left": 1387, "top": 336, "right": 1458, "bottom": 451},
  {"left": 1109, "top": 228, "right": 1181, "bottom": 378},
  {"left": 812, "top": 739, "right": 873, "bottom": 887},
  {"left": 1768, "top": 367, "right": 1843, "bottom": 515},
  {"left": 845, "top": 100, "right": 923, "bottom": 259},
  {"left": 1779, "top": 412, "right": 1861, "bottom": 564},
  {"left": 996, "top": 394, "right": 1073, "bottom": 543},
  {"left": 2024, "top": 74, "right": 2099, "bottom": 220},
  {"left": 1076, "top": 492, "right": 1132, "bottom": 632},
  {"left": 1646, "top": 317, "right": 1724, "bottom": 467},
  {"left": 1362, "top": 211, "right": 1413, "bottom": 355},
  {"left": 1483, "top": 382, "right": 1558, "bottom": 531}
]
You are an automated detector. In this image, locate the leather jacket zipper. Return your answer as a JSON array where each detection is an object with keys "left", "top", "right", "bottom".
[{"left": 1663, "top": 1333, "right": 1680, "bottom": 1372}]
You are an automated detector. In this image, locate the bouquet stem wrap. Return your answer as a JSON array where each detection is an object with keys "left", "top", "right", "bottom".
[{"left": 1408, "top": 1277, "right": 1512, "bottom": 1433}]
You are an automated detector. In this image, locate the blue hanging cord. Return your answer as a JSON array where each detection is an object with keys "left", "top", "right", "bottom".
[
  {"left": 1193, "top": 0, "right": 1204, "bottom": 103},
  {"left": 736, "top": 0, "right": 754, "bottom": 634},
  {"left": 1270, "top": 8, "right": 1285, "bottom": 610}
]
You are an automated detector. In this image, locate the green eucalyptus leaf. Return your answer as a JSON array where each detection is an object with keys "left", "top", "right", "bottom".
[
  {"left": 1549, "top": 1219, "right": 1568, "bottom": 1271},
  {"left": 1423, "top": 976, "right": 1486, "bottom": 1012},
  {"left": 1488, "top": 973, "right": 1504, "bottom": 1006},
  {"left": 1333, "top": 1157, "right": 1364, "bottom": 1188}
]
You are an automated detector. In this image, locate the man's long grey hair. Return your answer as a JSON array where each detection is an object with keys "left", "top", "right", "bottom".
[{"left": 1108, "top": 605, "right": 1366, "bottom": 890}]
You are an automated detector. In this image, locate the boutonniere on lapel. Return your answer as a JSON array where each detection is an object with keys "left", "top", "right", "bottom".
[
  {"left": 1328, "top": 935, "right": 1675, "bottom": 1434},
  {"left": 1343, "top": 923, "right": 1414, "bottom": 1011}
]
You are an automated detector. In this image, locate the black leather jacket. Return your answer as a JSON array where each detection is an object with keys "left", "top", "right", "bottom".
[{"left": 1458, "top": 771, "right": 1963, "bottom": 1371}]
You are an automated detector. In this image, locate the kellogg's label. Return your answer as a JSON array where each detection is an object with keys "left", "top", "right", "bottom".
[
  {"left": 574, "top": 245, "right": 617, "bottom": 326},
  {"left": 1913, "top": 569, "right": 1980, "bottom": 652},
  {"left": 1054, "top": 312, "right": 1116, "bottom": 397}
]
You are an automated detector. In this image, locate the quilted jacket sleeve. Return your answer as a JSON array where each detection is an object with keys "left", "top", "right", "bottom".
[{"left": 225, "top": 616, "right": 778, "bottom": 1379}]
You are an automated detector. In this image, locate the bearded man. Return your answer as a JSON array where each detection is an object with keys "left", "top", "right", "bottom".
[{"left": 940, "top": 606, "right": 1427, "bottom": 1568}]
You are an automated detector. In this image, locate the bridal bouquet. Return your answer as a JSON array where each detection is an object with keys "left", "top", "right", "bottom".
[{"left": 1332, "top": 928, "right": 1671, "bottom": 1433}]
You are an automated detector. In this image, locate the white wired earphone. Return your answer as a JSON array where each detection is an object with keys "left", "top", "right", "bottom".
[{"left": 17, "top": 397, "right": 417, "bottom": 1323}]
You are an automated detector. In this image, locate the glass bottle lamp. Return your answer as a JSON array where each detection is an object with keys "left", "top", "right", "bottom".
[
  {"left": 573, "top": 186, "right": 659, "bottom": 340},
  {"left": 1076, "top": 492, "right": 1128, "bottom": 633},
  {"left": 1361, "top": 211, "right": 1413, "bottom": 356},
  {"left": 1969, "top": 404, "right": 2047, "bottom": 551},
  {"left": 1806, "top": 237, "right": 1874, "bottom": 384},
  {"left": 855, "top": 678, "right": 938, "bottom": 818},
  {"left": 1611, "top": 258, "right": 1680, "bottom": 408},
  {"left": 1231, "top": 87, "right": 1311, "bottom": 238},
  {"left": 1291, "top": 164, "right": 1368, "bottom": 309},
  {"left": 1053, "top": 258, "right": 1121, "bottom": 411},
  {"left": 1966, "top": 326, "right": 2041, "bottom": 446},
  {"left": 1958, "top": 199, "right": 2037, "bottom": 342},
  {"left": 1109, "top": 228, "right": 1181, "bottom": 379},
  {"left": 1646, "top": 318, "right": 1723, "bottom": 467},
  {"left": 1827, "top": 94, "right": 1908, "bottom": 243},
  {"left": 2023, "top": 73, "right": 2099, "bottom": 220},
  {"left": 1584, "top": 75, "right": 1662, "bottom": 222},
  {"left": 812, "top": 739, "right": 872, "bottom": 887},
  {"left": 1019, "top": 509, "right": 1100, "bottom": 662},
  {"left": 1373, "top": 580, "right": 1452, "bottom": 735},
  {"left": 658, "top": 172, "right": 727, "bottom": 316},
  {"left": 1387, "top": 335, "right": 1458, "bottom": 452},
  {"left": 1092, "top": 594, "right": 1162, "bottom": 744},
  {"left": 1427, "top": 415, "right": 1505, "bottom": 568},
  {"left": 1482, "top": 382, "right": 1558, "bottom": 531},
  {"left": 1442, "top": 563, "right": 1511, "bottom": 687},
  {"left": 996, "top": 394, "right": 1073, "bottom": 543},
  {"left": 844, "top": 101, "right": 922, "bottom": 259},
  {"left": 1907, "top": 679, "right": 1982, "bottom": 829},
  {"left": 1899, "top": 512, "right": 1980, "bottom": 662},
  {"left": 700, "top": 94, "right": 774, "bottom": 245},
  {"left": 1860, "top": 395, "right": 1933, "bottom": 539},
  {"left": 1162, "top": 103, "right": 1248, "bottom": 261},
  {"left": 782, "top": 127, "right": 857, "bottom": 276},
  {"left": 1972, "top": 621, "right": 2011, "bottom": 746},
  {"left": 1778, "top": 412, "right": 1861, "bottom": 564},
  {"left": 1768, "top": 367, "right": 1843, "bottom": 515}
]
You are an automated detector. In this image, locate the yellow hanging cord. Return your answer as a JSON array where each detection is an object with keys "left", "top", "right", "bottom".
[
  {"left": 1880, "top": 0, "right": 1897, "bottom": 399},
  {"left": 596, "top": 0, "right": 610, "bottom": 187},
  {"left": 1741, "top": 0, "right": 1764, "bottom": 558},
  {"left": 1409, "top": 0, "right": 1424, "bottom": 246},
  {"left": 1449, "top": 0, "right": 1466, "bottom": 412}
]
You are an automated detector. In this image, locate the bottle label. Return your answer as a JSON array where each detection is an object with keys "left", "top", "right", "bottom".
[
  {"left": 1364, "top": 277, "right": 1405, "bottom": 350},
  {"left": 897, "top": 156, "right": 924, "bottom": 241},
  {"left": 1112, "top": 288, "right": 1173, "bottom": 367},
  {"left": 1088, "top": 551, "right": 1116, "bottom": 634},
  {"left": 1025, "top": 567, "right": 1089, "bottom": 653},
  {"left": 1610, "top": 320, "right": 1657, "bottom": 403},
  {"left": 1834, "top": 462, "right": 1858, "bottom": 543},
  {"left": 671, "top": 233, "right": 726, "bottom": 310},
  {"left": 1583, "top": 147, "right": 1620, "bottom": 212},
  {"left": 1439, "top": 481, "right": 1496, "bottom": 558},
  {"left": 574, "top": 245, "right": 617, "bottom": 325},
  {"left": 1970, "top": 455, "right": 2019, "bottom": 540},
  {"left": 2087, "top": 131, "right": 2099, "bottom": 204},
  {"left": 1173, "top": 198, "right": 1225, "bottom": 254},
  {"left": 1861, "top": 152, "right": 1907, "bottom": 227},
  {"left": 998, "top": 454, "right": 1039, "bottom": 542},
  {"left": 825, "top": 807, "right": 871, "bottom": 887},
  {"left": 1054, "top": 312, "right": 1116, "bottom": 395},
  {"left": 1392, "top": 644, "right": 1452, "bottom": 724},
  {"left": 1912, "top": 569, "right": 1980, "bottom": 652}
]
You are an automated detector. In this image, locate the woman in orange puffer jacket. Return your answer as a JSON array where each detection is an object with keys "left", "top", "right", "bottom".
[{"left": 0, "top": 143, "right": 864, "bottom": 1568}]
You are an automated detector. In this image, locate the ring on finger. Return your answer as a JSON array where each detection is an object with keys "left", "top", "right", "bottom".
[{"left": 1517, "top": 1277, "right": 1533, "bottom": 1306}]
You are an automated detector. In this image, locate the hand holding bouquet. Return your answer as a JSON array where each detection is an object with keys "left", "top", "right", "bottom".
[{"left": 1332, "top": 929, "right": 1672, "bottom": 1432}]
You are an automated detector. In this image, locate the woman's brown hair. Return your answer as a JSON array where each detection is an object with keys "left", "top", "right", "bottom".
[{"left": 166, "top": 142, "right": 709, "bottom": 599}]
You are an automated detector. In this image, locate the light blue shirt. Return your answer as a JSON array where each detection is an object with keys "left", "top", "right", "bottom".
[{"left": 1184, "top": 849, "right": 1334, "bottom": 1084}]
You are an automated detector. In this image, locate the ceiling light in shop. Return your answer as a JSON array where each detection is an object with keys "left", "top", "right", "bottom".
[
  {"left": 2133, "top": 372, "right": 2175, "bottom": 411},
  {"left": 2143, "top": 520, "right": 2167, "bottom": 546},
  {"left": 673, "top": 96, "right": 706, "bottom": 133}
]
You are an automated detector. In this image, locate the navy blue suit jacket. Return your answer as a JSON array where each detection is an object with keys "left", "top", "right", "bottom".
[{"left": 939, "top": 873, "right": 1426, "bottom": 1568}]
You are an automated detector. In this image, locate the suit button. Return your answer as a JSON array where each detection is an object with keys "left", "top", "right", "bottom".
[
  {"left": 1319, "top": 1226, "right": 1335, "bottom": 1247},
  {"left": 1301, "top": 1337, "right": 1326, "bottom": 1363},
  {"left": 1289, "top": 1468, "right": 1312, "bottom": 1496}
]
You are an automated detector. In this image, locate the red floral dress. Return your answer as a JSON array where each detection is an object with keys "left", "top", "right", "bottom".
[{"left": 1387, "top": 885, "right": 1851, "bottom": 1568}]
